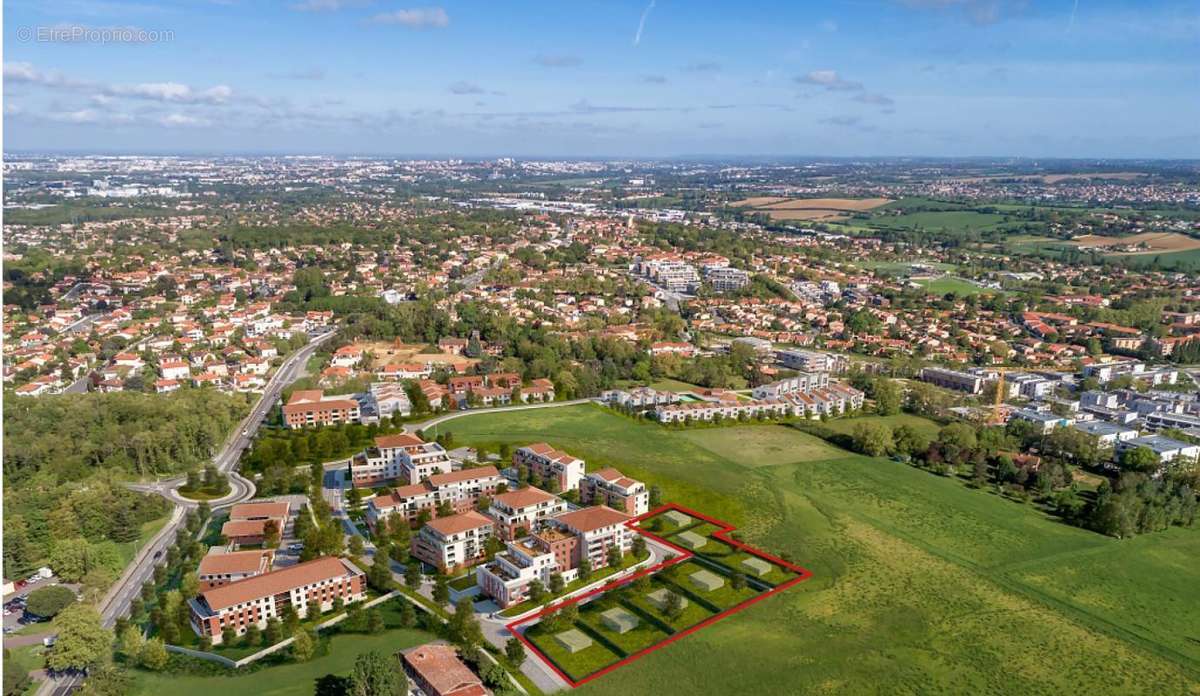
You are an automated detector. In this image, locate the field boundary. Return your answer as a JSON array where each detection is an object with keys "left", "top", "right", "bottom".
[{"left": 506, "top": 503, "right": 813, "bottom": 688}]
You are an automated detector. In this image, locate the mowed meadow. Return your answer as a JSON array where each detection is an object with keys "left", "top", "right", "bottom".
[{"left": 447, "top": 404, "right": 1200, "bottom": 695}]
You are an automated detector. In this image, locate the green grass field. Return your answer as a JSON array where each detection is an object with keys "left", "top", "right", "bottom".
[
  {"left": 129, "top": 599, "right": 436, "bottom": 696},
  {"left": 443, "top": 404, "right": 1200, "bottom": 695},
  {"left": 915, "top": 276, "right": 997, "bottom": 296},
  {"left": 869, "top": 210, "right": 1008, "bottom": 234}
]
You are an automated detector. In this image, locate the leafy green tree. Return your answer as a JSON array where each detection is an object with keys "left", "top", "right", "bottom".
[
  {"left": 404, "top": 562, "right": 422, "bottom": 590},
  {"left": 367, "top": 609, "right": 385, "bottom": 635},
  {"left": 78, "top": 665, "right": 131, "bottom": 696},
  {"left": 448, "top": 598, "right": 483, "bottom": 648},
  {"left": 290, "top": 628, "right": 316, "bottom": 661},
  {"left": 349, "top": 649, "right": 406, "bottom": 696},
  {"left": 138, "top": 638, "right": 171, "bottom": 672},
  {"left": 505, "top": 637, "right": 526, "bottom": 667},
  {"left": 46, "top": 604, "right": 112, "bottom": 672},
  {"left": 852, "top": 421, "right": 893, "bottom": 457},
  {"left": 1119, "top": 446, "right": 1160, "bottom": 474},
  {"left": 25, "top": 585, "right": 77, "bottom": 618}
]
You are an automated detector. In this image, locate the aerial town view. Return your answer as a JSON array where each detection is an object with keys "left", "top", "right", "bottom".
[{"left": 2, "top": 2, "right": 1199, "bottom": 696}]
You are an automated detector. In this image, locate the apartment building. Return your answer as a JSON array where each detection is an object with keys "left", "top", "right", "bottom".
[
  {"left": 366, "top": 466, "right": 503, "bottom": 529},
  {"left": 368, "top": 381, "right": 412, "bottom": 420},
  {"left": 282, "top": 389, "right": 362, "bottom": 428},
  {"left": 487, "top": 486, "right": 568, "bottom": 539},
  {"left": 410, "top": 511, "right": 495, "bottom": 572},
  {"left": 548, "top": 506, "right": 634, "bottom": 571},
  {"left": 580, "top": 468, "right": 650, "bottom": 515},
  {"left": 514, "top": 443, "right": 586, "bottom": 491},
  {"left": 349, "top": 432, "right": 429, "bottom": 487},
  {"left": 1116, "top": 435, "right": 1200, "bottom": 470},
  {"left": 475, "top": 535, "right": 561, "bottom": 608},
  {"left": 919, "top": 367, "right": 984, "bottom": 394},
  {"left": 775, "top": 349, "right": 848, "bottom": 374},
  {"left": 704, "top": 266, "right": 750, "bottom": 293},
  {"left": 196, "top": 549, "right": 274, "bottom": 591},
  {"left": 189, "top": 556, "right": 366, "bottom": 644},
  {"left": 1073, "top": 420, "right": 1139, "bottom": 449}
]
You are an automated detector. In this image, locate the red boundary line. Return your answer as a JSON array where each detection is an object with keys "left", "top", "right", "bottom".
[{"left": 504, "top": 503, "right": 813, "bottom": 688}]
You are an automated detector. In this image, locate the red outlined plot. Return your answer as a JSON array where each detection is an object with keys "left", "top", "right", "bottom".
[{"left": 505, "top": 503, "right": 813, "bottom": 688}]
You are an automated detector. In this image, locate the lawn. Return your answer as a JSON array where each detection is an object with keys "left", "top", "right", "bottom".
[
  {"left": 444, "top": 404, "right": 1200, "bottom": 695},
  {"left": 676, "top": 426, "right": 845, "bottom": 468},
  {"left": 129, "top": 602, "right": 436, "bottom": 696}
]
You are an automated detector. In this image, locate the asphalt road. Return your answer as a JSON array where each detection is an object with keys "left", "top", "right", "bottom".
[{"left": 31, "top": 331, "right": 336, "bottom": 696}]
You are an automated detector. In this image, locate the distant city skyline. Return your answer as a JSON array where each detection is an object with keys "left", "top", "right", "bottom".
[{"left": 4, "top": 0, "right": 1198, "bottom": 158}]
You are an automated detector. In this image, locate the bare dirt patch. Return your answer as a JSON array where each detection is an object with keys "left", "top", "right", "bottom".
[
  {"left": 1070, "top": 232, "right": 1200, "bottom": 256},
  {"left": 757, "top": 198, "right": 892, "bottom": 211},
  {"left": 353, "top": 340, "right": 478, "bottom": 370}
]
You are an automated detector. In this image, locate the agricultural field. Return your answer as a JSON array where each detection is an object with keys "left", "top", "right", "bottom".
[
  {"left": 445, "top": 404, "right": 1200, "bottom": 695},
  {"left": 1071, "top": 232, "right": 1200, "bottom": 255},
  {"left": 868, "top": 210, "right": 1010, "bottom": 234},
  {"left": 731, "top": 197, "right": 891, "bottom": 221}
]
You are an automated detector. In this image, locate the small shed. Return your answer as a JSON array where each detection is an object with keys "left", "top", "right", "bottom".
[
  {"left": 741, "top": 557, "right": 772, "bottom": 577},
  {"left": 554, "top": 629, "right": 592, "bottom": 654},
  {"left": 646, "top": 588, "right": 688, "bottom": 611},
  {"left": 689, "top": 569, "right": 725, "bottom": 592},
  {"left": 600, "top": 607, "right": 639, "bottom": 634},
  {"left": 663, "top": 510, "right": 692, "bottom": 527},
  {"left": 676, "top": 531, "right": 706, "bottom": 550}
]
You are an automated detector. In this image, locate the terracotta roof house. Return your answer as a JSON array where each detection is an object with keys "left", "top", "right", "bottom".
[{"left": 401, "top": 643, "right": 489, "bottom": 696}]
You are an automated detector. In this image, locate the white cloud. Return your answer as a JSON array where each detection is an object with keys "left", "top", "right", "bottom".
[
  {"left": 159, "top": 113, "right": 211, "bottom": 127},
  {"left": 795, "top": 70, "right": 863, "bottom": 91},
  {"left": 634, "top": 0, "right": 656, "bottom": 46},
  {"left": 369, "top": 7, "right": 449, "bottom": 28}
]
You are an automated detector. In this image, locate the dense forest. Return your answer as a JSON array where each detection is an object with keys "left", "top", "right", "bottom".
[{"left": 3, "top": 389, "right": 249, "bottom": 580}]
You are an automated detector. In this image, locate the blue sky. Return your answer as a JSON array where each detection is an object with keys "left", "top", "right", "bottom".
[{"left": 3, "top": 0, "right": 1198, "bottom": 157}]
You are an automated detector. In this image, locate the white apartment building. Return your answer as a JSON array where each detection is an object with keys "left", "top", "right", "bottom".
[
  {"left": 487, "top": 486, "right": 569, "bottom": 539},
  {"left": 475, "top": 537, "right": 562, "bottom": 608},
  {"left": 410, "top": 511, "right": 495, "bottom": 572}
]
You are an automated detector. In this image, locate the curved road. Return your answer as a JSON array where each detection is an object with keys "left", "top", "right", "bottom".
[{"left": 36, "top": 331, "right": 337, "bottom": 696}]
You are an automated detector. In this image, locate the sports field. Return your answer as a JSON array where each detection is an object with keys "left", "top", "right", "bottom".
[
  {"left": 445, "top": 404, "right": 1200, "bottom": 695},
  {"left": 915, "top": 276, "right": 997, "bottom": 296}
]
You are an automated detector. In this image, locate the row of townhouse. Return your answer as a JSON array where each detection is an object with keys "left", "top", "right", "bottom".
[
  {"left": 189, "top": 556, "right": 367, "bottom": 644},
  {"left": 750, "top": 371, "right": 830, "bottom": 399},
  {"left": 654, "top": 382, "right": 864, "bottom": 424},
  {"left": 599, "top": 387, "right": 682, "bottom": 408}
]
